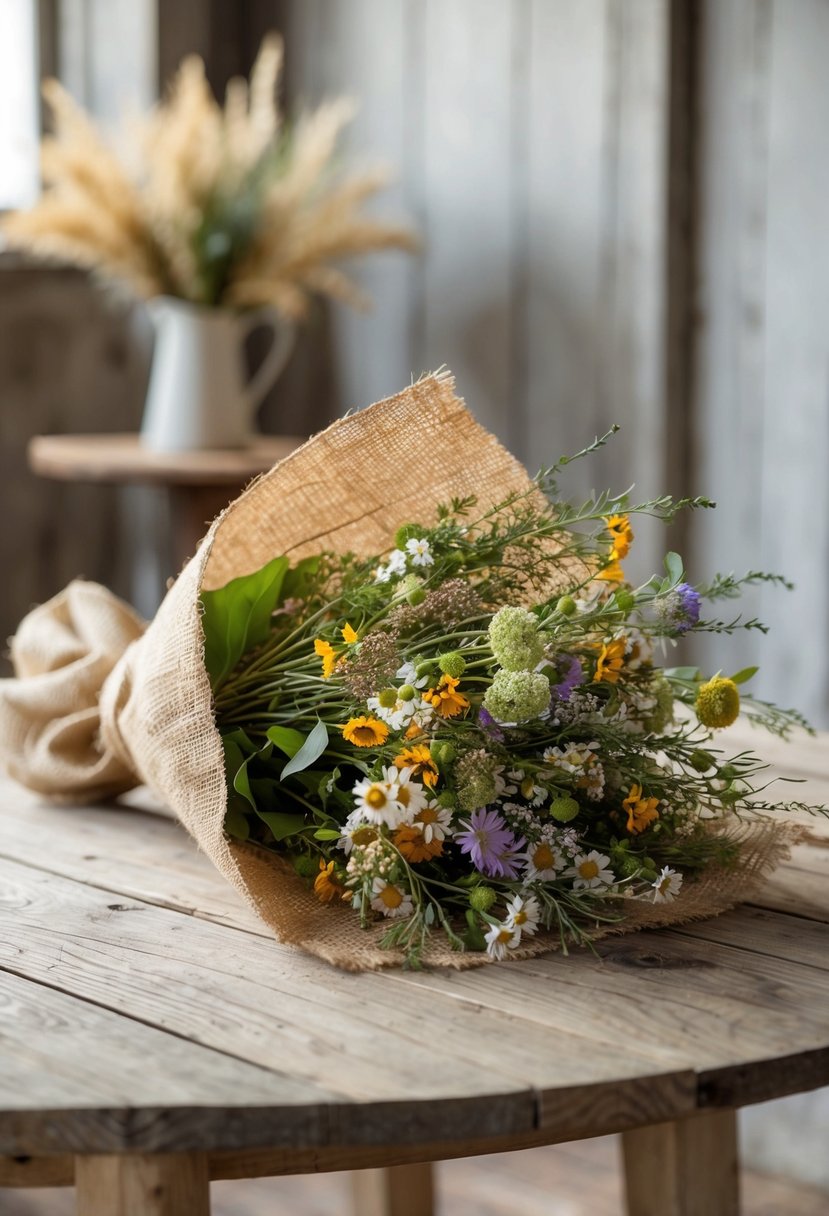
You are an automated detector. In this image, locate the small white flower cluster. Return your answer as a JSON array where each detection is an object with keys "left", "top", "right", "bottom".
[
  {"left": 375, "top": 537, "right": 434, "bottom": 583},
  {"left": 366, "top": 691, "right": 434, "bottom": 731},
  {"left": 542, "top": 742, "right": 605, "bottom": 801}
]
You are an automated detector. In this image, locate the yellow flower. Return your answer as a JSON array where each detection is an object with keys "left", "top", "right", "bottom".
[
  {"left": 597, "top": 559, "right": 625, "bottom": 584},
  {"left": 395, "top": 744, "right": 438, "bottom": 787},
  {"left": 342, "top": 716, "right": 389, "bottom": 747},
  {"left": 594, "top": 637, "right": 626, "bottom": 684},
  {"left": 314, "top": 638, "right": 336, "bottom": 679},
  {"left": 314, "top": 859, "right": 346, "bottom": 903},
  {"left": 622, "top": 784, "right": 660, "bottom": 834},
  {"left": 341, "top": 622, "right": 358, "bottom": 644},
  {"left": 393, "top": 823, "right": 443, "bottom": 863},
  {"left": 696, "top": 676, "right": 740, "bottom": 729},
  {"left": 606, "top": 513, "right": 634, "bottom": 560},
  {"left": 423, "top": 675, "right": 470, "bottom": 719}
]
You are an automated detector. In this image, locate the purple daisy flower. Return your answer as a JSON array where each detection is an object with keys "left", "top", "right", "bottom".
[
  {"left": 657, "top": 582, "right": 701, "bottom": 635},
  {"left": 478, "top": 706, "right": 506, "bottom": 742},
  {"left": 550, "top": 654, "right": 584, "bottom": 702},
  {"left": 456, "top": 808, "right": 526, "bottom": 878}
]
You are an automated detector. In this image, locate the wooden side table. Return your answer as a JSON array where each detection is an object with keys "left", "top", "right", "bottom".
[{"left": 28, "top": 434, "right": 305, "bottom": 574}]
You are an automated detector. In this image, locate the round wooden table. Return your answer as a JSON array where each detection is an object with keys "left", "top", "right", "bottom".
[
  {"left": 28, "top": 434, "right": 305, "bottom": 572},
  {"left": 0, "top": 726, "right": 827, "bottom": 1216}
]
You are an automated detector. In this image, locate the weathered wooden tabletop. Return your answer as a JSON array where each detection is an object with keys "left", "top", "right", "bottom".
[{"left": 1, "top": 727, "right": 827, "bottom": 1216}]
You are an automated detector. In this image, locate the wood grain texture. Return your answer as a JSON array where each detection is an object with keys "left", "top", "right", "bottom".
[
  {"left": 74, "top": 1153, "right": 209, "bottom": 1216},
  {"left": 350, "top": 1162, "right": 435, "bottom": 1216},
  {"left": 622, "top": 1109, "right": 739, "bottom": 1216}
]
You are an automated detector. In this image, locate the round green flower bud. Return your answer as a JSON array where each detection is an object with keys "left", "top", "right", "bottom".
[
  {"left": 616, "top": 854, "right": 644, "bottom": 880},
  {"left": 717, "top": 763, "right": 737, "bottom": 781},
  {"left": 395, "top": 523, "right": 426, "bottom": 548},
  {"left": 398, "top": 684, "right": 416, "bottom": 702},
  {"left": 483, "top": 669, "right": 551, "bottom": 723},
  {"left": 556, "top": 595, "right": 577, "bottom": 616},
  {"left": 407, "top": 588, "right": 427, "bottom": 606},
  {"left": 416, "top": 660, "right": 437, "bottom": 680},
  {"left": 696, "top": 676, "right": 740, "bottom": 729},
  {"left": 614, "top": 589, "right": 636, "bottom": 614},
  {"left": 689, "top": 749, "right": 715, "bottom": 772},
  {"left": 438, "top": 650, "right": 466, "bottom": 678},
  {"left": 488, "top": 605, "right": 544, "bottom": 671},
  {"left": 468, "top": 886, "right": 497, "bottom": 913},
  {"left": 549, "top": 796, "right": 580, "bottom": 823},
  {"left": 293, "top": 855, "right": 319, "bottom": 879},
  {"left": 437, "top": 790, "right": 458, "bottom": 809},
  {"left": 378, "top": 688, "right": 398, "bottom": 708},
  {"left": 431, "top": 741, "right": 456, "bottom": 767}
]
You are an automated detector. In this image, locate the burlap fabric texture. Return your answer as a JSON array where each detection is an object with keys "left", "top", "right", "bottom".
[{"left": 0, "top": 373, "right": 795, "bottom": 969}]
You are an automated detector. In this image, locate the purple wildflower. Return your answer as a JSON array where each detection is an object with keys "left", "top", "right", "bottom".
[
  {"left": 656, "top": 582, "right": 701, "bottom": 635},
  {"left": 478, "top": 706, "right": 505, "bottom": 742},
  {"left": 550, "top": 654, "right": 584, "bottom": 702},
  {"left": 456, "top": 808, "right": 526, "bottom": 878}
]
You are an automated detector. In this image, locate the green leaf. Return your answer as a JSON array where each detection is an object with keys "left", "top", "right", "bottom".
[
  {"left": 224, "top": 808, "right": 250, "bottom": 841},
  {"left": 265, "top": 724, "right": 306, "bottom": 758},
  {"left": 201, "top": 555, "right": 290, "bottom": 688},
  {"left": 463, "top": 909, "right": 487, "bottom": 952},
  {"left": 665, "top": 666, "right": 700, "bottom": 682},
  {"left": 255, "top": 809, "right": 307, "bottom": 841},
  {"left": 730, "top": 665, "right": 759, "bottom": 686},
  {"left": 314, "top": 828, "right": 342, "bottom": 841},
  {"left": 664, "top": 551, "right": 684, "bottom": 586},
  {"left": 281, "top": 720, "right": 329, "bottom": 779},
  {"left": 281, "top": 556, "right": 321, "bottom": 602}
]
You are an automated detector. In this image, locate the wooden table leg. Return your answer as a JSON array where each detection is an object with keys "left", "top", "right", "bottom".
[
  {"left": 622, "top": 1109, "right": 739, "bottom": 1216},
  {"left": 75, "top": 1152, "right": 210, "bottom": 1215},
  {"left": 350, "top": 1162, "right": 435, "bottom": 1216}
]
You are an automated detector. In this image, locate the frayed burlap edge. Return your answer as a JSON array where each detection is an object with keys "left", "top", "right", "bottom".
[{"left": 229, "top": 816, "right": 800, "bottom": 970}]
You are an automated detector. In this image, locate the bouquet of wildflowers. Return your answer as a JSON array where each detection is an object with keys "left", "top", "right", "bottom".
[{"left": 205, "top": 429, "right": 818, "bottom": 967}]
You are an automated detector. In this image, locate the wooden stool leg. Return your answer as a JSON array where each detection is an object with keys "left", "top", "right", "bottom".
[
  {"left": 622, "top": 1109, "right": 739, "bottom": 1216},
  {"left": 350, "top": 1162, "right": 435, "bottom": 1216},
  {"left": 75, "top": 1152, "right": 210, "bottom": 1216}
]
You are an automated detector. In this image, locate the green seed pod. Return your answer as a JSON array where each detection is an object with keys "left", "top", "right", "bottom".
[
  {"left": 556, "top": 595, "right": 577, "bottom": 616},
  {"left": 293, "top": 855, "right": 319, "bottom": 879},
  {"left": 689, "top": 749, "right": 715, "bottom": 772},
  {"left": 407, "top": 587, "right": 427, "bottom": 606},
  {"left": 468, "top": 886, "right": 498, "bottom": 913},
  {"left": 717, "top": 764, "right": 737, "bottom": 782},
  {"left": 398, "top": 684, "right": 416, "bottom": 702},
  {"left": 616, "top": 855, "right": 644, "bottom": 880},
  {"left": 378, "top": 688, "right": 398, "bottom": 708},
  {"left": 614, "top": 589, "right": 636, "bottom": 614},
  {"left": 416, "top": 660, "right": 437, "bottom": 680},
  {"left": 436, "top": 790, "right": 458, "bottom": 809},
  {"left": 431, "top": 742, "right": 456, "bottom": 767},
  {"left": 549, "top": 796, "right": 580, "bottom": 823},
  {"left": 437, "top": 650, "right": 466, "bottom": 678}
]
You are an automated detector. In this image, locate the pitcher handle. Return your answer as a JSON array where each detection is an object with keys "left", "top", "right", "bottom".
[{"left": 240, "top": 308, "right": 295, "bottom": 416}]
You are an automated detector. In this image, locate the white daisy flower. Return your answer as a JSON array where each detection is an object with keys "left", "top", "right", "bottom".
[
  {"left": 381, "top": 765, "right": 429, "bottom": 821},
  {"left": 374, "top": 564, "right": 390, "bottom": 583},
  {"left": 412, "top": 803, "right": 453, "bottom": 844},
  {"left": 505, "top": 894, "right": 541, "bottom": 936},
  {"left": 566, "top": 850, "right": 615, "bottom": 890},
  {"left": 367, "top": 694, "right": 418, "bottom": 731},
  {"left": 492, "top": 765, "right": 518, "bottom": 797},
  {"left": 371, "top": 878, "right": 414, "bottom": 919},
  {"left": 337, "top": 820, "right": 380, "bottom": 855},
  {"left": 521, "top": 839, "right": 565, "bottom": 881},
  {"left": 405, "top": 537, "right": 434, "bottom": 567},
  {"left": 352, "top": 777, "right": 407, "bottom": 829},
  {"left": 485, "top": 921, "right": 522, "bottom": 960},
  {"left": 396, "top": 660, "right": 429, "bottom": 689},
  {"left": 387, "top": 548, "right": 408, "bottom": 576},
  {"left": 652, "top": 866, "right": 683, "bottom": 903}
]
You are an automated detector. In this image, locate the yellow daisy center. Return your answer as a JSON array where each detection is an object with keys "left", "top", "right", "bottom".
[
  {"left": 579, "top": 860, "right": 599, "bottom": 880},
  {"left": 533, "top": 844, "right": 554, "bottom": 870},
  {"left": 419, "top": 807, "right": 438, "bottom": 824},
  {"left": 365, "top": 786, "right": 388, "bottom": 809},
  {"left": 497, "top": 928, "right": 513, "bottom": 945},
  {"left": 513, "top": 909, "right": 528, "bottom": 925},
  {"left": 380, "top": 885, "right": 403, "bottom": 910}
]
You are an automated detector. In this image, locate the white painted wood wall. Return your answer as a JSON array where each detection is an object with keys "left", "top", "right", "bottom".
[{"left": 271, "top": 0, "right": 829, "bottom": 735}]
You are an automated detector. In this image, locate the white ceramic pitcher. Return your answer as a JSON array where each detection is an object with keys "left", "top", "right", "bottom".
[{"left": 140, "top": 297, "right": 295, "bottom": 452}]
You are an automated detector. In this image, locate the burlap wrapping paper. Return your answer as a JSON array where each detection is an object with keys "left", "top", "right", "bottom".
[{"left": 0, "top": 373, "right": 795, "bottom": 969}]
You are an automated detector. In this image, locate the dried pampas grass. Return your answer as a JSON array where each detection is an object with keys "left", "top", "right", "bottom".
[{"left": 3, "top": 33, "right": 416, "bottom": 313}]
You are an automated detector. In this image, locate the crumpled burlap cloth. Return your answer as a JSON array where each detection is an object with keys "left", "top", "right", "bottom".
[{"left": 0, "top": 373, "right": 794, "bottom": 969}]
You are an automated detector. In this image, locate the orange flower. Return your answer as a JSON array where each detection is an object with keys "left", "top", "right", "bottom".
[
  {"left": 597, "top": 559, "right": 625, "bottom": 585},
  {"left": 341, "top": 622, "right": 358, "bottom": 644},
  {"left": 342, "top": 716, "right": 389, "bottom": 747},
  {"left": 423, "top": 675, "right": 470, "bottom": 719},
  {"left": 314, "top": 638, "right": 336, "bottom": 678},
  {"left": 606, "top": 513, "right": 634, "bottom": 560},
  {"left": 404, "top": 722, "right": 424, "bottom": 740},
  {"left": 395, "top": 744, "right": 438, "bottom": 787},
  {"left": 314, "top": 859, "right": 346, "bottom": 903},
  {"left": 593, "top": 637, "right": 626, "bottom": 684},
  {"left": 622, "top": 784, "right": 660, "bottom": 834},
  {"left": 393, "top": 824, "right": 444, "bottom": 863}
]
